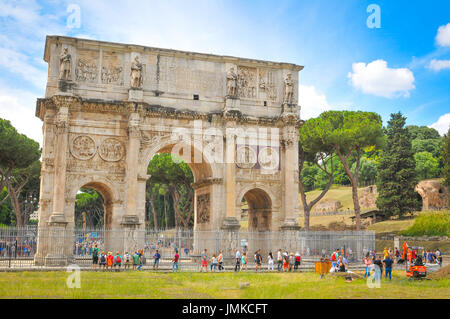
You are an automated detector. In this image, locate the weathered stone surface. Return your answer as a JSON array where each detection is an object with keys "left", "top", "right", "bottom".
[
  {"left": 415, "top": 180, "right": 449, "bottom": 210},
  {"left": 34, "top": 36, "right": 305, "bottom": 264},
  {"left": 313, "top": 200, "right": 342, "bottom": 213},
  {"left": 359, "top": 185, "right": 378, "bottom": 209}
]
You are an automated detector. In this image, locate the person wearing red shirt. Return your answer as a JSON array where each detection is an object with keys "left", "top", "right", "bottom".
[{"left": 172, "top": 249, "right": 180, "bottom": 272}]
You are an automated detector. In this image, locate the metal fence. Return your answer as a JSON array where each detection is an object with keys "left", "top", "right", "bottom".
[{"left": 0, "top": 226, "right": 375, "bottom": 269}]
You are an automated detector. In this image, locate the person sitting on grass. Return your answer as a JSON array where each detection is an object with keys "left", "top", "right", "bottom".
[
  {"left": 383, "top": 254, "right": 394, "bottom": 281},
  {"left": 113, "top": 251, "right": 122, "bottom": 272},
  {"left": 153, "top": 249, "right": 161, "bottom": 270},
  {"left": 201, "top": 249, "right": 208, "bottom": 272},
  {"left": 338, "top": 256, "right": 346, "bottom": 272}
]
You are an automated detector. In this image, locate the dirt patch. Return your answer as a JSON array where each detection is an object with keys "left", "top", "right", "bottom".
[{"left": 429, "top": 265, "right": 450, "bottom": 280}]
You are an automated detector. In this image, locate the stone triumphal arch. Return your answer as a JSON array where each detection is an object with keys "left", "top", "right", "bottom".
[{"left": 34, "top": 36, "right": 303, "bottom": 265}]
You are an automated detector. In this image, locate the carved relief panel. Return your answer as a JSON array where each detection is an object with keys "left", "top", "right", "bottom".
[
  {"left": 237, "top": 66, "right": 257, "bottom": 99},
  {"left": 258, "top": 69, "right": 278, "bottom": 101},
  {"left": 75, "top": 49, "right": 98, "bottom": 83},
  {"left": 101, "top": 51, "right": 123, "bottom": 85},
  {"left": 70, "top": 135, "right": 96, "bottom": 160},
  {"left": 196, "top": 193, "right": 210, "bottom": 224},
  {"left": 98, "top": 138, "right": 125, "bottom": 162}
]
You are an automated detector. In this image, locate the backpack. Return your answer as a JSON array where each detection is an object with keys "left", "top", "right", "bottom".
[
  {"left": 116, "top": 255, "right": 121, "bottom": 263},
  {"left": 100, "top": 255, "right": 106, "bottom": 263},
  {"left": 93, "top": 248, "right": 98, "bottom": 258}
]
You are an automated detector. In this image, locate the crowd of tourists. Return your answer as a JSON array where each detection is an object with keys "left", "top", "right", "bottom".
[{"left": 91, "top": 245, "right": 147, "bottom": 271}]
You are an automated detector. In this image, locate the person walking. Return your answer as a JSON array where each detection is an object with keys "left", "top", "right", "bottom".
[
  {"left": 267, "top": 252, "right": 274, "bottom": 271},
  {"left": 153, "top": 249, "right": 161, "bottom": 270},
  {"left": 106, "top": 252, "right": 114, "bottom": 271},
  {"left": 137, "top": 251, "right": 144, "bottom": 271},
  {"left": 210, "top": 254, "right": 218, "bottom": 272},
  {"left": 113, "top": 251, "right": 122, "bottom": 272},
  {"left": 172, "top": 249, "right": 180, "bottom": 272},
  {"left": 201, "top": 249, "right": 208, "bottom": 272},
  {"left": 241, "top": 253, "right": 248, "bottom": 271},
  {"left": 363, "top": 254, "right": 372, "bottom": 278},
  {"left": 234, "top": 249, "right": 241, "bottom": 272},
  {"left": 255, "top": 249, "right": 262, "bottom": 272},
  {"left": 217, "top": 251, "right": 224, "bottom": 271},
  {"left": 277, "top": 249, "right": 283, "bottom": 271},
  {"left": 288, "top": 253, "right": 295, "bottom": 272},
  {"left": 294, "top": 252, "right": 301, "bottom": 271},
  {"left": 383, "top": 254, "right": 394, "bottom": 281},
  {"left": 124, "top": 251, "right": 131, "bottom": 270},
  {"left": 92, "top": 244, "right": 99, "bottom": 269},
  {"left": 132, "top": 251, "right": 139, "bottom": 270}
]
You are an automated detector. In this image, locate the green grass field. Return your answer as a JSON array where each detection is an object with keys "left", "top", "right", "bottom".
[{"left": 0, "top": 271, "right": 448, "bottom": 299}]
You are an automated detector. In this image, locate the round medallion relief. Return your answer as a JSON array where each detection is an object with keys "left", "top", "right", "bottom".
[
  {"left": 70, "top": 135, "right": 96, "bottom": 160},
  {"left": 258, "top": 147, "right": 279, "bottom": 170},
  {"left": 99, "top": 138, "right": 125, "bottom": 162},
  {"left": 236, "top": 145, "right": 257, "bottom": 169}
]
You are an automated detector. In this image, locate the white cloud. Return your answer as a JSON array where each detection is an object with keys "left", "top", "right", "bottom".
[
  {"left": 0, "top": 47, "right": 47, "bottom": 89},
  {"left": 0, "top": 85, "right": 42, "bottom": 145},
  {"left": 436, "top": 23, "right": 450, "bottom": 47},
  {"left": 298, "top": 85, "right": 331, "bottom": 119},
  {"left": 429, "top": 113, "right": 450, "bottom": 136},
  {"left": 348, "top": 60, "right": 415, "bottom": 98},
  {"left": 428, "top": 59, "right": 450, "bottom": 71}
]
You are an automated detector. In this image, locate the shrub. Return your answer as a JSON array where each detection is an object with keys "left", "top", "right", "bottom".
[{"left": 399, "top": 211, "right": 450, "bottom": 237}]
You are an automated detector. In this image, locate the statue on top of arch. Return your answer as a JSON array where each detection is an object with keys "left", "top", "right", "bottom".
[{"left": 130, "top": 56, "right": 143, "bottom": 88}]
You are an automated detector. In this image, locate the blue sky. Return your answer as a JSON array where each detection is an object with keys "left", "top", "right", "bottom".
[{"left": 0, "top": 0, "right": 449, "bottom": 145}]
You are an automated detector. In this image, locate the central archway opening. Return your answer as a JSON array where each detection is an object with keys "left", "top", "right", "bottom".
[
  {"left": 243, "top": 188, "right": 272, "bottom": 232},
  {"left": 145, "top": 153, "right": 194, "bottom": 230},
  {"left": 73, "top": 182, "right": 114, "bottom": 257}
]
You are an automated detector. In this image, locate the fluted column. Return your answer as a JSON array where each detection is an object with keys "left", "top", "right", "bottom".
[
  {"left": 281, "top": 123, "right": 300, "bottom": 230},
  {"left": 49, "top": 104, "right": 69, "bottom": 224}
]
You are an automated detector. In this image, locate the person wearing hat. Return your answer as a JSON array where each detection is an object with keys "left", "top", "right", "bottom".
[{"left": 106, "top": 252, "right": 114, "bottom": 271}]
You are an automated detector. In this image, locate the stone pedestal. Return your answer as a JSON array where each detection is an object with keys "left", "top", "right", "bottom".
[
  {"left": 223, "top": 97, "right": 241, "bottom": 117},
  {"left": 58, "top": 80, "right": 75, "bottom": 93},
  {"left": 44, "top": 216, "right": 70, "bottom": 266},
  {"left": 120, "top": 215, "right": 143, "bottom": 254},
  {"left": 128, "top": 88, "right": 144, "bottom": 101}
]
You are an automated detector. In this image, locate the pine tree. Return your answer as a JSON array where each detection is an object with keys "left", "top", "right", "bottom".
[{"left": 376, "top": 112, "right": 421, "bottom": 217}]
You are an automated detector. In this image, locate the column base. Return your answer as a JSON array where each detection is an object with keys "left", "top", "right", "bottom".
[
  {"left": 44, "top": 255, "right": 69, "bottom": 267},
  {"left": 121, "top": 215, "right": 141, "bottom": 227},
  {"left": 280, "top": 218, "right": 300, "bottom": 231},
  {"left": 220, "top": 217, "right": 241, "bottom": 231}
]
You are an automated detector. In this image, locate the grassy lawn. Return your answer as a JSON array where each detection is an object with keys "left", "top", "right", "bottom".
[{"left": 0, "top": 271, "right": 449, "bottom": 299}]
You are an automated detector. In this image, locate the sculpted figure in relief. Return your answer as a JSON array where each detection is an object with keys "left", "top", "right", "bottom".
[
  {"left": 59, "top": 48, "right": 72, "bottom": 80},
  {"left": 226, "top": 67, "right": 237, "bottom": 97},
  {"left": 283, "top": 73, "right": 294, "bottom": 104},
  {"left": 130, "top": 56, "right": 143, "bottom": 88}
]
